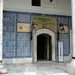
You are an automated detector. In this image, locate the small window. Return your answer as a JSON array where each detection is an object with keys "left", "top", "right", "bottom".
[{"left": 32, "top": 0, "right": 41, "bottom": 6}]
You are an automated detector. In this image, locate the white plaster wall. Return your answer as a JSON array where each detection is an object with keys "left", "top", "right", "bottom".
[{"left": 3, "top": 0, "right": 71, "bottom": 15}]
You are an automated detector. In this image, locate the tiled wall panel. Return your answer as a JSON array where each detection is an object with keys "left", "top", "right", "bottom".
[
  {"left": 3, "top": 11, "right": 16, "bottom": 58},
  {"left": 58, "top": 16, "right": 70, "bottom": 56},
  {"left": 17, "top": 33, "right": 31, "bottom": 57},
  {"left": 16, "top": 13, "right": 31, "bottom": 57},
  {"left": 17, "top": 13, "right": 31, "bottom": 23},
  {"left": 3, "top": 11, "right": 32, "bottom": 58},
  {"left": 3, "top": 11, "right": 71, "bottom": 58},
  {"left": 69, "top": 17, "right": 72, "bottom": 30},
  {"left": 58, "top": 16, "right": 69, "bottom": 25}
]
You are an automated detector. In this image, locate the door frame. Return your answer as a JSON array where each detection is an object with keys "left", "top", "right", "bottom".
[
  {"left": 37, "top": 34, "right": 48, "bottom": 60},
  {"left": 32, "top": 29, "right": 55, "bottom": 63}
]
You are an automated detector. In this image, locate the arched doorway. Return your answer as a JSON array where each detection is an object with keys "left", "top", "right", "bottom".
[
  {"left": 37, "top": 34, "right": 52, "bottom": 61},
  {"left": 32, "top": 29, "right": 55, "bottom": 63}
]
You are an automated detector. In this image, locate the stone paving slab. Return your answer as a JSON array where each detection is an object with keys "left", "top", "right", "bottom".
[
  {"left": 3, "top": 62, "right": 71, "bottom": 75},
  {"left": 0, "top": 74, "right": 8, "bottom": 75},
  {"left": 10, "top": 73, "right": 24, "bottom": 75},
  {"left": 6, "top": 72, "right": 70, "bottom": 75},
  {"left": 24, "top": 72, "right": 37, "bottom": 75},
  {"left": 47, "top": 73, "right": 70, "bottom": 75}
]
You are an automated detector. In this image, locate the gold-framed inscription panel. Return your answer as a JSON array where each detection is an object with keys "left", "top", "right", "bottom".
[
  {"left": 33, "top": 16, "right": 56, "bottom": 32},
  {"left": 58, "top": 24, "right": 69, "bottom": 34},
  {"left": 17, "top": 23, "right": 30, "bottom": 32}
]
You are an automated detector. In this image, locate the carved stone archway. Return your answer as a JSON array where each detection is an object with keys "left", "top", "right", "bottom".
[{"left": 32, "top": 29, "right": 55, "bottom": 63}]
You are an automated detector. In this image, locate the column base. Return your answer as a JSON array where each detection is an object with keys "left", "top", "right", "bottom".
[
  {"left": 0, "top": 63, "right": 7, "bottom": 74},
  {"left": 67, "top": 60, "right": 75, "bottom": 75}
]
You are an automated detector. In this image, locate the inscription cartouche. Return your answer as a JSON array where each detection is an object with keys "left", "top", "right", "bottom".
[{"left": 33, "top": 16, "right": 56, "bottom": 32}]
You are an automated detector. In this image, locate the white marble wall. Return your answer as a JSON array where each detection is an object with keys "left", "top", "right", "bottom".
[
  {"left": 71, "top": 0, "right": 75, "bottom": 57},
  {"left": 2, "top": 56, "right": 71, "bottom": 64},
  {"left": 70, "top": 30, "right": 72, "bottom": 57},
  {"left": 3, "top": 58, "right": 32, "bottom": 64},
  {"left": 66, "top": 1, "right": 75, "bottom": 75},
  {"left": 0, "top": 0, "right": 3, "bottom": 61}
]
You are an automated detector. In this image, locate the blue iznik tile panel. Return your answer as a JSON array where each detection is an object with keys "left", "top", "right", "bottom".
[
  {"left": 17, "top": 33, "right": 31, "bottom": 57},
  {"left": 3, "top": 11, "right": 16, "bottom": 58},
  {"left": 3, "top": 10, "right": 71, "bottom": 58},
  {"left": 16, "top": 13, "right": 31, "bottom": 57},
  {"left": 58, "top": 16, "right": 69, "bottom": 25},
  {"left": 59, "top": 34, "right": 70, "bottom": 55},
  {"left": 69, "top": 17, "right": 72, "bottom": 30},
  {"left": 17, "top": 13, "right": 31, "bottom": 23},
  {"left": 3, "top": 11, "right": 31, "bottom": 58},
  {"left": 3, "top": 34, "right": 16, "bottom": 57},
  {"left": 57, "top": 16, "right": 70, "bottom": 56}
]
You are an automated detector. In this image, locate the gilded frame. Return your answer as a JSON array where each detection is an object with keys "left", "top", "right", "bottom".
[{"left": 17, "top": 23, "right": 30, "bottom": 32}]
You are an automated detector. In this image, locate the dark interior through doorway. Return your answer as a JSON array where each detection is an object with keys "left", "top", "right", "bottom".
[{"left": 37, "top": 34, "right": 52, "bottom": 61}]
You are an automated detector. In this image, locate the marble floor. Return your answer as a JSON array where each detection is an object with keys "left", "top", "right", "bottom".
[{"left": 3, "top": 61, "right": 70, "bottom": 75}]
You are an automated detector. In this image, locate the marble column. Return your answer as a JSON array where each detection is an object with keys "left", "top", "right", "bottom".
[
  {"left": 67, "top": 0, "right": 75, "bottom": 75},
  {"left": 0, "top": 0, "right": 7, "bottom": 74}
]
